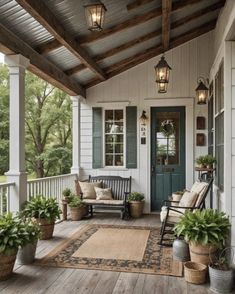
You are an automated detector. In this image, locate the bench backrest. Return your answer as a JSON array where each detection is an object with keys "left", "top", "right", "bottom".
[{"left": 89, "top": 175, "right": 132, "bottom": 200}]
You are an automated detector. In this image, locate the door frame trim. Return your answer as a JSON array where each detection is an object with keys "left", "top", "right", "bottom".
[{"left": 144, "top": 98, "right": 194, "bottom": 212}]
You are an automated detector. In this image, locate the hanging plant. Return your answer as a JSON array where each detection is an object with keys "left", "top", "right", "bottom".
[{"left": 160, "top": 120, "right": 175, "bottom": 137}]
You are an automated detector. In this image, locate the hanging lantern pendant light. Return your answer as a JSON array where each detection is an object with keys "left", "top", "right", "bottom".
[
  {"left": 84, "top": 0, "right": 107, "bottom": 32},
  {"left": 195, "top": 78, "right": 209, "bottom": 105},
  {"left": 154, "top": 55, "right": 172, "bottom": 93}
]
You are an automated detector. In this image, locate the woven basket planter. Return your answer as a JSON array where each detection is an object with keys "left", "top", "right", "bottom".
[
  {"left": 36, "top": 218, "right": 55, "bottom": 240},
  {"left": 0, "top": 250, "right": 18, "bottom": 281},
  {"left": 189, "top": 243, "right": 217, "bottom": 265},
  {"left": 129, "top": 201, "right": 144, "bottom": 218},
  {"left": 70, "top": 207, "right": 84, "bottom": 221},
  {"left": 184, "top": 261, "right": 207, "bottom": 284}
]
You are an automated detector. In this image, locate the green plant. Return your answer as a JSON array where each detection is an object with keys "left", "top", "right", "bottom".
[
  {"left": 204, "top": 155, "right": 216, "bottom": 166},
  {"left": 128, "top": 192, "right": 145, "bottom": 202},
  {"left": 210, "top": 248, "right": 233, "bottom": 270},
  {"left": 174, "top": 209, "right": 230, "bottom": 246},
  {"left": 62, "top": 188, "right": 72, "bottom": 197},
  {"left": 22, "top": 196, "right": 61, "bottom": 223},
  {"left": 20, "top": 219, "right": 41, "bottom": 246},
  {"left": 68, "top": 196, "right": 84, "bottom": 208},
  {"left": 0, "top": 213, "right": 31, "bottom": 254},
  {"left": 196, "top": 155, "right": 206, "bottom": 166},
  {"left": 174, "top": 190, "right": 185, "bottom": 195}
]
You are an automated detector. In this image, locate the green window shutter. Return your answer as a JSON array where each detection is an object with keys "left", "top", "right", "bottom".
[
  {"left": 92, "top": 107, "right": 103, "bottom": 168},
  {"left": 126, "top": 106, "right": 137, "bottom": 168}
]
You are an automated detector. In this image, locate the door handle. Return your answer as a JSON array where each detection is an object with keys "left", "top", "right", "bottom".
[{"left": 151, "top": 165, "right": 155, "bottom": 173}]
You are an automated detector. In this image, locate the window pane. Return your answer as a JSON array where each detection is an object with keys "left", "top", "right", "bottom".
[{"left": 104, "top": 109, "right": 124, "bottom": 167}]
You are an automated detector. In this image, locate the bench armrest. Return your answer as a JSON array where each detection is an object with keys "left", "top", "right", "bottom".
[{"left": 162, "top": 199, "right": 180, "bottom": 206}]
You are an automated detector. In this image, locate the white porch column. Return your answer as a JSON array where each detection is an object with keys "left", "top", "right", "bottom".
[
  {"left": 70, "top": 95, "right": 82, "bottom": 175},
  {"left": 4, "top": 54, "right": 29, "bottom": 212}
]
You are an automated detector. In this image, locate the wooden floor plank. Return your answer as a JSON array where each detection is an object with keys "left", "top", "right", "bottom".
[
  {"left": 142, "top": 274, "right": 169, "bottom": 294},
  {"left": 112, "top": 272, "right": 139, "bottom": 294},
  {"left": 168, "top": 276, "right": 187, "bottom": 294},
  {"left": 92, "top": 270, "right": 120, "bottom": 294}
]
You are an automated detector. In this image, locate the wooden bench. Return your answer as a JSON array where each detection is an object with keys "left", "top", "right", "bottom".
[{"left": 79, "top": 175, "right": 132, "bottom": 219}]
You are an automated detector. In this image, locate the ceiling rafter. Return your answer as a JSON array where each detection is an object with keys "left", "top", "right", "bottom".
[
  {"left": 0, "top": 23, "right": 85, "bottom": 97},
  {"left": 85, "top": 19, "right": 217, "bottom": 89},
  {"left": 162, "top": 0, "right": 172, "bottom": 51},
  {"left": 127, "top": 0, "right": 155, "bottom": 11},
  {"left": 35, "top": 0, "right": 205, "bottom": 54},
  {"left": 65, "top": 1, "right": 224, "bottom": 76},
  {"left": 15, "top": 0, "right": 106, "bottom": 81}
]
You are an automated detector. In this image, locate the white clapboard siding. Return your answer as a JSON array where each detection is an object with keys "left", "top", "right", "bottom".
[{"left": 80, "top": 32, "right": 213, "bottom": 213}]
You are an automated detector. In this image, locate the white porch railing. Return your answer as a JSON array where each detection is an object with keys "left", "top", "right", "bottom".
[
  {"left": 0, "top": 182, "right": 15, "bottom": 214},
  {"left": 27, "top": 173, "right": 78, "bottom": 203}
]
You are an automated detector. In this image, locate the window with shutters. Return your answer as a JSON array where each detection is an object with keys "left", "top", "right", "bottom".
[{"left": 104, "top": 109, "right": 125, "bottom": 167}]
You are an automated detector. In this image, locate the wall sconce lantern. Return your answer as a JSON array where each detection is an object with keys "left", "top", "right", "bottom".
[
  {"left": 195, "top": 78, "right": 209, "bottom": 105},
  {"left": 154, "top": 55, "right": 172, "bottom": 93},
  {"left": 84, "top": 0, "right": 107, "bottom": 32},
  {"left": 139, "top": 110, "right": 148, "bottom": 125}
]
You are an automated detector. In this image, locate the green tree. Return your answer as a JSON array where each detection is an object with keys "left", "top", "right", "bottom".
[
  {"left": 25, "top": 72, "right": 72, "bottom": 178},
  {"left": 0, "top": 64, "right": 72, "bottom": 178}
]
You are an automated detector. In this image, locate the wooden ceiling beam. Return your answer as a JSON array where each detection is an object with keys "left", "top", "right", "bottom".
[
  {"left": 65, "top": 1, "right": 223, "bottom": 76},
  {"left": 162, "top": 0, "right": 172, "bottom": 51},
  {"left": 0, "top": 23, "right": 85, "bottom": 97},
  {"left": 36, "top": 0, "right": 205, "bottom": 54},
  {"left": 127, "top": 0, "right": 154, "bottom": 11},
  {"left": 15, "top": 0, "right": 106, "bottom": 81},
  {"left": 85, "top": 19, "right": 217, "bottom": 89}
]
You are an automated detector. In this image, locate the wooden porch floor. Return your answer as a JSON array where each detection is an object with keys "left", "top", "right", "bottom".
[{"left": 0, "top": 214, "right": 213, "bottom": 294}]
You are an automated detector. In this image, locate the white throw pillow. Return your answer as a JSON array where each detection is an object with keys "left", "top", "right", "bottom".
[
  {"left": 179, "top": 191, "right": 198, "bottom": 208},
  {"left": 95, "top": 187, "right": 113, "bottom": 200},
  {"left": 79, "top": 181, "right": 102, "bottom": 199}
]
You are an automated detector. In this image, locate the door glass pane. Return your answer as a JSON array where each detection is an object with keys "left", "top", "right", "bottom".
[{"left": 156, "top": 112, "right": 180, "bottom": 165}]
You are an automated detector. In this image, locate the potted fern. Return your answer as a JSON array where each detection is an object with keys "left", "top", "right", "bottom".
[
  {"left": 68, "top": 196, "right": 86, "bottom": 221},
  {"left": 17, "top": 219, "right": 41, "bottom": 264},
  {"left": 174, "top": 209, "right": 230, "bottom": 265},
  {"left": 128, "top": 192, "right": 145, "bottom": 218},
  {"left": 22, "top": 196, "right": 61, "bottom": 240},
  {"left": 0, "top": 214, "right": 29, "bottom": 280}
]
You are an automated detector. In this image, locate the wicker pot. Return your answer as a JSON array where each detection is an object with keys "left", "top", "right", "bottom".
[
  {"left": 209, "top": 266, "right": 234, "bottom": 294},
  {"left": 184, "top": 261, "right": 207, "bottom": 284},
  {"left": 70, "top": 206, "right": 84, "bottom": 221},
  {"left": 36, "top": 218, "right": 55, "bottom": 240},
  {"left": 129, "top": 201, "right": 144, "bottom": 218},
  {"left": 172, "top": 193, "right": 183, "bottom": 202},
  {"left": 0, "top": 250, "right": 18, "bottom": 281},
  {"left": 17, "top": 241, "right": 38, "bottom": 265},
  {"left": 189, "top": 243, "right": 218, "bottom": 265}
]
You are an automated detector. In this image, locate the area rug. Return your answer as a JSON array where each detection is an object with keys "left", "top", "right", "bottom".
[{"left": 35, "top": 224, "right": 183, "bottom": 276}]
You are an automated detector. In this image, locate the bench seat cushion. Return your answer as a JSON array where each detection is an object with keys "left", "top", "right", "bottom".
[{"left": 83, "top": 199, "right": 124, "bottom": 206}]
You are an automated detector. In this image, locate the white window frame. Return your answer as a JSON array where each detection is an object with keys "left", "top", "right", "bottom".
[{"left": 102, "top": 107, "right": 126, "bottom": 168}]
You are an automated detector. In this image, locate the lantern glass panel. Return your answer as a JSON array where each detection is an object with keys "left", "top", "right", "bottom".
[
  {"left": 197, "top": 89, "right": 208, "bottom": 104},
  {"left": 158, "top": 82, "right": 168, "bottom": 93},
  {"left": 155, "top": 67, "right": 169, "bottom": 83},
  {"left": 85, "top": 4, "right": 106, "bottom": 31}
]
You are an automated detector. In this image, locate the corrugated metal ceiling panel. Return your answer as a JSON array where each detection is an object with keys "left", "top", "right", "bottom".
[{"left": 0, "top": 0, "right": 53, "bottom": 47}]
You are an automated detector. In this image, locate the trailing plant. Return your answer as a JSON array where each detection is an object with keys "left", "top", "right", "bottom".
[
  {"left": 174, "top": 209, "right": 230, "bottom": 246},
  {"left": 68, "top": 196, "right": 84, "bottom": 208},
  {"left": 210, "top": 247, "right": 234, "bottom": 271},
  {"left": 20, "top": 219, "right": 41, "bottom": 246},
  {"left": 22, "top": 196, "right": 61, "bottom": 223},
  {"left": 128, "top": 192, "right": 145, "bottom": 202},
  {"left": 204, "top": 155, "right": 216, "bottom": 166},
  {"left": 0, "top": 213, "right": 31, "bottom": 254}
]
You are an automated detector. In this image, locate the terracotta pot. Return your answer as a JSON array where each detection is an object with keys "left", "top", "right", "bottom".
[
  {"left": 129, "top": 201, "right": 144, "bottom": 218},
  {"left": 189, "top": 243, "right": 218, "bottom": 265},
  {"left": 70, "top": 206, "right": 84, "bottom": 221},
  {"left": 0, "top": 250, "right": 18, "bottom": 281},
  {"left": 36, "top": 218, "right": 55, "bottom": 240}
]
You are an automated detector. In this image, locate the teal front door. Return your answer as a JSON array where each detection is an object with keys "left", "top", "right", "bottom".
[{"left": 151, "top": 106, "right": 186, "bottom": 211}]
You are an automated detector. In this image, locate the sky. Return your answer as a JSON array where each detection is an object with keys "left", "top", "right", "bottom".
[{"left": 0, "top": 53, "right": 4, "bottom": 63}]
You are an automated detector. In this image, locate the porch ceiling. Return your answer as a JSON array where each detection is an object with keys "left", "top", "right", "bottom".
[{"left": 0, "top": 0, "right": 225, "bottom": 96}]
